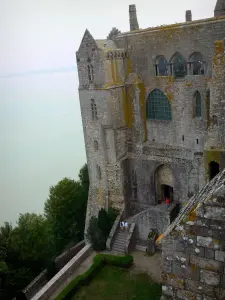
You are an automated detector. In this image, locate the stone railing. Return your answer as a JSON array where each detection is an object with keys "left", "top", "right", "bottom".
[
  {"left": 106, "top": 210, "right": 124, "bottom": 250},
  {"left": 31, "top": 244, "right": 92, "bottom": 300},
  {"left": 125, "top": 223, "right": 136, "bottom": 254},
  {"left": 22, "top": 240, "right": 85, "bottom": 299}
]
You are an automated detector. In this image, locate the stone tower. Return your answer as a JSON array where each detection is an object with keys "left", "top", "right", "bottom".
[
  {"left": 77, "top": 2, "right": 225, "bottom": 243},
  {"left": 129, "top": 5, "right": 139, "bottom": 31},
  {"left": 204, "top": 40, "right": 225, "bottom": 181},
  {"left": 214, "top": 0, "right": 225, "bottom": 16}
]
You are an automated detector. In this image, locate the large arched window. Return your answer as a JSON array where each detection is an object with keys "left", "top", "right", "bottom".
[
  {"left": 146, "top": 89, "right": 172, "bottom": 120},
  {"left": 155, "top": 56, "right": 168, "bottom": 76},
  {"left": 189, "top": 52, "right": 204, "bottom": 75},
  {"left": 194, "top": 91, "right": 202, "bottom": 118},
  {"left": 171, "top": 52, "right": 187, "bottom": 78}
]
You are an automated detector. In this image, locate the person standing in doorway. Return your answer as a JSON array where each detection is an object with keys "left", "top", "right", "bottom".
[{"left": 165, "top": 197, "right": 170, "bottom": 208}]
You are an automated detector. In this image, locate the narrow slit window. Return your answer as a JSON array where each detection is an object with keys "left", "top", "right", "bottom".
[{"left": 91, "top": 99, "right": 97, "bottom": 120}]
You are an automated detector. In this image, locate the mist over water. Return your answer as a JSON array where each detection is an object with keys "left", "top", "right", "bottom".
[{"left": 0, "top": 71, "right": 86, "bottom": 225}]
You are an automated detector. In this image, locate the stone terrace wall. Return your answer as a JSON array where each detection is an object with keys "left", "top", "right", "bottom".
[
  {"left": 23, "top": 240, "right": 85, "bottom": 299},
  {"left": 161, "top": 170, "right": 225, "bottom": 299}
]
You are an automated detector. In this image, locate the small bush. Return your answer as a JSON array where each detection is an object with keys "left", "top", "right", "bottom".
[
  {"left": 55, "top": 254, "right": 133, "bottom": 300},
  {"left": 86, "top": 217, "right": 106, "bottom": 251}
]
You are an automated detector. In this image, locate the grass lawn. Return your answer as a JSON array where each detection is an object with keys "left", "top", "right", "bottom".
[{"left": 72, "top": 265, "right": 161, "bottom": 300}]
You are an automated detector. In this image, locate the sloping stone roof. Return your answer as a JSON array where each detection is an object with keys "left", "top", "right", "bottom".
[
  {"left": 157, "top": 168, "right": 225, "bottom": 244},
  {"left": 95, "top": 39, "right": 118, "bottom": 50}
]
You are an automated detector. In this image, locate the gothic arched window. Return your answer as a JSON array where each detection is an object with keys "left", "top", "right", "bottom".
[
  {"left": 194, "top": 91, "right": 202, "bottom": 118},
  {"left": 91, "top": 99, "right": 97, "bottom": 120},
  {"left": 189, "top": 52, "right": 204, "bottom": 75},
  {"left": 171, "top": 52, "right": 187, "bottom": 78},
  {"left": 146, "top": 89, "right": 172, "bottom": 120},
  {"left": 155, "top": 56, "right": 168, "bottom": 76}
]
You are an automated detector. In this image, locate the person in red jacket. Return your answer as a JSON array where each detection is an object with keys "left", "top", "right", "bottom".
[{"left": 165, "top": 197, "right": 170, "bottom": 208}]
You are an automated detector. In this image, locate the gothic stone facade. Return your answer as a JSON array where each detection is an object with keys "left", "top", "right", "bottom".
[{"left": 76, "top": 1, "right": 225, "bottom": 238}]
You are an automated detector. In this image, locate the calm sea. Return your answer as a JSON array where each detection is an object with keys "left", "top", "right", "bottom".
[{"left": 0, "top": 71, "right": 86, "bottom": 225}]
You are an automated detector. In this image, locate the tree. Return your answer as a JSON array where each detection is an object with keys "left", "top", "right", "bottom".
[
  {"left": 10, "top": 213, "right": 53, "bottom": 266},
  {"left": 45, "top": 178, "right": 83, "bottom": 252}
]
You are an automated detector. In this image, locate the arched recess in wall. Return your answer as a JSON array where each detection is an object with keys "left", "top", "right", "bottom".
[
  {"left": 170, "top": 52, "right": 187, "bottom": 78},
  {"left": 209, "top": 161, "right": 220, "bottom": 181},
  {"left": 146, "top": 89, "right": 172, "bottom": 120},
  {"left": 189, "top": 52, "right": 205, "bottom": 75},
  {"left": 193, "top": 91, "right": 202, "bottom": 118},
  {"left": 155, "top": 55, "right": 168, "bottom": 76},
  {"left": 154, "top": 165, "right": 174, "bottom": 205}
]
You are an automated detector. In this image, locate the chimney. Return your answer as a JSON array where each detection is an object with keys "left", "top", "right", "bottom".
[
  {"left": 129, "top": 5, "right": 139, "bottom": 31},
  {"left": 186, "top": 10, "right": 192, "bottom": 22}
]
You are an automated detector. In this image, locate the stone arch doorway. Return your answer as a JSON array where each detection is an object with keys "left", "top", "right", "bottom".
[
  {"left": 209, "top": 161, "right": 220, "bottom": 180},
  {"left": 155, "top": 165, "right": 174, "bottom": 204}
]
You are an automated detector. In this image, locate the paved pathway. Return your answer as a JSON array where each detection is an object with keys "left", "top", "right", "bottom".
[
  {"left": 130, "top": 250, "right": 162, "bottom": 283},
  {"left": 50, "top": 251, "right": 97, "bottom": 300}
]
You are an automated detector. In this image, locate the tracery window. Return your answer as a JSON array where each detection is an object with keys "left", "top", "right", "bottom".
[
  {"left": 171, "top": 52, "right": 187, "bottom": 78},
  {"left": 189, "top": 52, "right": 204, "bottom": 75},
  {"left": 146, "top": 89, "right": 172, "bottom": 120},
  {"left": 155, "top": 56, "right": 168, "bottom": 76}
]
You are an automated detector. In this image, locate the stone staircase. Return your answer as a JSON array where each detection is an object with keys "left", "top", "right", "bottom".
[{"left": 111, "top": 229, "right": 128, "bottom": 254}]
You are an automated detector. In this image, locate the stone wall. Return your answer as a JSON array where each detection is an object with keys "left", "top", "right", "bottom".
[
  {"left": 31, "top": 245, "right": 92, "bottom": 300},
  {"left": 161, "top": 169, "right": 225, "bottom": 299},
  {"left": 22, "top": 240, "right": 85, "bottom": 299}
]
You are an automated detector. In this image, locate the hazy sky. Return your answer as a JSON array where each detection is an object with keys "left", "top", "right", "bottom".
[
  {"left": 0, "top": 0, "right": 215, "bottom": 225},
  {"left": 0, "top": 0, "right": 215, "bottom": 76}
]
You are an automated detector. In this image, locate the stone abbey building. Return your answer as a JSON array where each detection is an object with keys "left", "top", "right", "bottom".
[{"left": 76, "top": 0, "right": 225, "bottom": 241}]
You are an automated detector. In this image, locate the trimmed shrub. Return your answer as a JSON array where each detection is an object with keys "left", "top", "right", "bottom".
[
  {"left": 86, "top": 217, "right": 106, "bottom": 251},
  {"left": 55, "top": 254, "right": 133, "bottom": 300}
]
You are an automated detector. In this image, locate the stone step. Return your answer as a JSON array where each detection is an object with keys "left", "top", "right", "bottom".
[
  {"left": 112, "top": 242, "right": 126, "bottom": 248},
  {"left": 112, "top": 241, "right": 126, "bottom": 246},
  {"left": 112, "top": 246, "right": 125, "bottom": 253},
  {"left": 115, "top": 238, "right": 127, "bottom": 242},
  {"left": 117, "top": 233, "right": 128, "bottom": 238}
]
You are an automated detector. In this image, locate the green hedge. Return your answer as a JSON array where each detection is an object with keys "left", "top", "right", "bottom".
[{"left": 54, "top": 254, "right": 133, "bottom": 300}]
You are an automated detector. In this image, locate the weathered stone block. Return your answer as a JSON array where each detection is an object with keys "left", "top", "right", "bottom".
[
  {"left": 161, "top": 260, "right": 172, "bottom": 273},
  {"left": 204, "top": 206, "right": 225, "bottom": 221},
  {"left": 162, "top": 285, "right": 174, "bottom": 296},
  {"left": 176, "top": 289, "right": 202, "bottom": 300},
  {"left": 202, "top": 296, "right": 217, "bottom": 300},
  {"left": 162, "top": 272, "right": 184, "bottom": 289},
  {"left": 185, "top": 279, "right": 215, "bottom": 297},
  {"left": 211, "top": 229, "right": 225, "bottom": 240},
  {"left": 197, "top": 236, "right": 220, "bottom": 250},
  {"left": 220, "top": 274, "right": 225, "bottom": 288},
  {"left": 190, "top": 255, "right": 222, "bottom": 272},
  {"left": 172, "top": 262, "right": 200, "bottom": 281},
  {"left": 205, "top": 248, "right": 215, "bottom": 260},
  {"left": 215, "top": 287, "right": 225, "bottom": 299},
  {"left": 200, "top": 270, "right": 220, "bottom": 286},
  {"left": 215, "top": 250, "right": 225, "bottom": 262}
]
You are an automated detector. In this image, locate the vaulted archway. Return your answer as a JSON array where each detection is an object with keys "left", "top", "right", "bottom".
[{"left": 155, "top": 165, "right": 174, "bottom": 205}]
